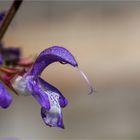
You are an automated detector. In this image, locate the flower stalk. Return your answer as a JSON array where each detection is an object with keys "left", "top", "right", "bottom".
[{"left": 0, "top": 0, "right": 23, "bottom": 40}]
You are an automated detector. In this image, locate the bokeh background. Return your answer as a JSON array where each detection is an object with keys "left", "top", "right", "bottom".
[{"left": 0, "top": 0, "right": 140, "bottom": 139}]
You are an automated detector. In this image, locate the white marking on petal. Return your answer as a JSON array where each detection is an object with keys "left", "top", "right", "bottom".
[
  {"left": 44, "top": 90, "right": 61, "bottom": 126},
  {"left": 46, "top": 90, "right": 61, "bottom": 113},
  {"left": 11, "top": 75, "right": 30, "bottom": 96}
]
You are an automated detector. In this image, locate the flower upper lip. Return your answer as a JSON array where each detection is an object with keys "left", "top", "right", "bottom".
[{"left": 29, "top": 46, "right": 78, "bottom": 76}]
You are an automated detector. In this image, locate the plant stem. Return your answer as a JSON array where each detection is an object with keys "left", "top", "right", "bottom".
[{"left": 0, "top": 0, "right": 23, "bottom": 41}]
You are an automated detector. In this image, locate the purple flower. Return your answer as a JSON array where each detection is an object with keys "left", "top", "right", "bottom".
[
  {"left": 11, "top": 46, "right": 77, "bottom": 128},
  {"left": 11, "top": 46, "right": 93, "bottom": 129},
  {"left": 0, "top": 83, "right": 12, "bottom": 109}
]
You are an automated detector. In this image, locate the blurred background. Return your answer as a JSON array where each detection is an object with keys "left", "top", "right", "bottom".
[{"left": 1, "top": 0, "right": 140, "bottom": 139}]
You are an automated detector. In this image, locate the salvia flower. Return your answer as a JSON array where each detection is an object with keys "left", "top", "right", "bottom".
[{"left": 7, "top": 46, "right": 93, "bottom": 129}]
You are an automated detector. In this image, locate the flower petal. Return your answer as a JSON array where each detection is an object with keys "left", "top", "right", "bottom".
[
  {"left": 29, "top": 46, "right": 78, "bottom": 75},
  {"left": 26, "top": 76, "right": 50, "bottom": 110},
  {"left": 41, "top": 107, "right": 64, "bottom": 129},
  {"left": 27, "top": 76, "right": 68, "bottom": 109},
  {"left": 38, "top": 77, "right": 68, "bottom": 108},
  {"left": 41, "top": 102, "right": 64, "bottom": 129},
  {"left": 11, "top": 75, "right": 31, "bottom": 96},
  {"left": 26, "top": 76, "right": 67, "bottom": 128},
  {"left": 0, "top": 83, "right": 12, "bottom": 108}
]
